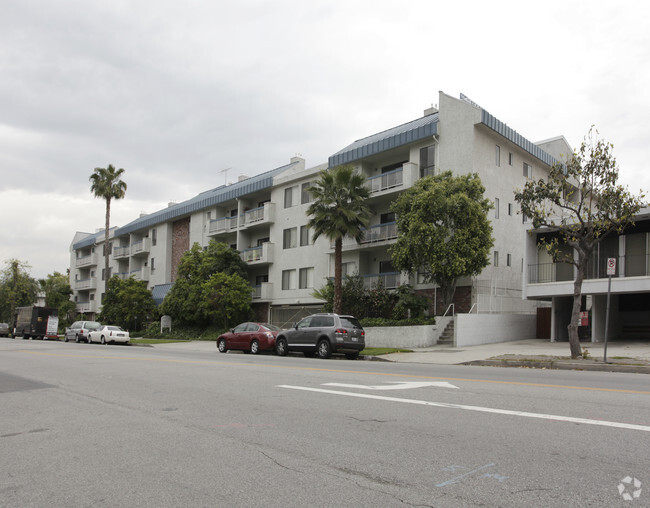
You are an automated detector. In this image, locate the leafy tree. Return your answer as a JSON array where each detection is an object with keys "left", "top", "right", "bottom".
[
  {"left": 0, "top": 259, "right": 39, "bottom": 323},
  {"left": 390, "top": 171, "right": 494, "bottom": 312},
  {"left": 514, "top": 128, "right": 645, "bottom": 359},
  {"left": 99, "top": 276, "right": 158, "bottom": 332},
  {"left": 89, "top": 164, "right": 127, "bottom": 280},
  {"left": 392, "top": 284, "right": 429, "bottom": 320},
  {"left": 200, "top": 272, "right": 252, "bottom": 328},
  {"left": 161, "top": 241, "right": 252, "bottom": 326},
  {"left": 39, "top": 271, "right": 75, "bottom": 324},
  {"left": 307, "top": 165, "right": 371, "bottom": 314}
]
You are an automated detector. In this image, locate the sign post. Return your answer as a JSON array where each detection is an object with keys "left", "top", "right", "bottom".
[{"left": 603, "top": 258, "right": 616, "bottom": 363}]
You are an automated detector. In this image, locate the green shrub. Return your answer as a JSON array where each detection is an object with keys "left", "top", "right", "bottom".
[{"left": 360, "top": 316, "right": 436, "bottom": 327}]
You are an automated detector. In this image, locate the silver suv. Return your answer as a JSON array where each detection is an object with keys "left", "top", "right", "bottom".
[
  {"left": 64, "top": 321, "right": 101, "bottom": 343},
  {"left": 275, "top": 313, "right": 365, "bottom": 359}
]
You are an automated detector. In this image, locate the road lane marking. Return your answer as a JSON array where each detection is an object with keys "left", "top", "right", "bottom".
[
  {"left": 277, "top": 385, "right": 650, "bottom": 433},
  {"left": 19, "top": 350, "right": 650, "bottom": 395},
  {"left": 323, "top": 381, "right": 459, "bottom": 390}
]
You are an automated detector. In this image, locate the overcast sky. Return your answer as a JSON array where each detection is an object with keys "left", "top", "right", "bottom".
[{"left": 1, "top": 0, "right": 649, "bottom": 279}]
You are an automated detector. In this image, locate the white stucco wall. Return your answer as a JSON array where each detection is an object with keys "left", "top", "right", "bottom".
[{"left": 455, "top": 313, "right": 536, "bottom": 347}]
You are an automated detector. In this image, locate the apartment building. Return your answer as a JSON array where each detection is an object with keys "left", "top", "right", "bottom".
[{"left": 70, "top": 91, "right": 569, "bottom": 329}]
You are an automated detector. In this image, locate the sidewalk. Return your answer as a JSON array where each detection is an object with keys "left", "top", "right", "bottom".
[
  {"left": 149, "top": 338, "right": 650, "bottom": 373},
  {"left": 376, "top": 339, "right": 650, "bottom": 374}
]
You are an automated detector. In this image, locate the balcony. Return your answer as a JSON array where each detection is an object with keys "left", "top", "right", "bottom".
[
  {"left": 131, "top": 238, "right": 151, "bottom": 257},
  {"left": 113, "top": 245, "right": 130, "bottom": 259},
  {"left": 75, "top": 252, "right": 98, "bottom": 268},
  {"left": 361, "top": 222, "right": 397, "bottom": 244},
  {"left": 366, "top": 168, "right": 403, "bottom": 194},
  {"left": 75, "top": 278, "right": 97, "bottom": 291},
  {"left": 208, "top": 215, "right": 240, "bottom": 236},
  {"left": 251, "top": 282, "right": 273, "bottom": 301},
  {"left": 240, "top": 243, "right": 274, "bottom": 265},
  {"left": 129, "top": 267, "right": 149, "bottom": 282},
  {"left": 76, "top": 302, "right": 93, "bottom": 313},
  {"left": 361, "top": 272, "right": 402, "bottom": 289},
  {"left": 114, "top": 272, "right": 130, "bottom": 280},
  {"left": 241, "top": 202, "right": 275, "bottom": 229},
  {"left": 332, "top": 223, "right": 398, "bottom": 251}
]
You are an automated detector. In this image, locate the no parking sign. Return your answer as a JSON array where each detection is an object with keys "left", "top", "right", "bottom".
[{"left": 607, "top": 257, "right": 616, "bottom": 276}]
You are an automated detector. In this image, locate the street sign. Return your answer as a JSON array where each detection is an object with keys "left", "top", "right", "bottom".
[{"left": 607, "top": 257, "right": 616, "bottom": 276}]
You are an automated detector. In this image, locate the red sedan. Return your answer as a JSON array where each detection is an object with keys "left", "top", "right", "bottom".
[{"left": 217, "top": 322, "right": 280, "bottom": 354}]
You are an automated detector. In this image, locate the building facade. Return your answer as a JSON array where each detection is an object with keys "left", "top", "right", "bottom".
[{"left": 70, "top": 91, "right": 569, "bottom": 328}]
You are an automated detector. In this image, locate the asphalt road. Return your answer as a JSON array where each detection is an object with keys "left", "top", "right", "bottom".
[{"left": 1, "top": 337, "right": 649, "bottom": 507}]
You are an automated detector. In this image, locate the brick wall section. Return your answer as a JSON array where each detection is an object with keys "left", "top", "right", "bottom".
[
  {"left": 416, "top": 285, "right": 473, "bottom": 315},
  {"left": 171, "top": 218, "right": 190, "bottom": 282}
]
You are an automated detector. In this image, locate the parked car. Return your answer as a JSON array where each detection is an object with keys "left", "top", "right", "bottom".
[
  {"left": 64, "top": 321, "right": 101, "bottom": 343},
  {"left": 275, "top": 313, "right": 365, "bottom": 359},
  {"left": 88, "top": 325, "right": 130, "bottom": 345},
  {"left": 0, "top": 322, "right": 9, "bottom": 337},
  {"left": 217, "top": 322, "right": 280, "bottom": 354}
]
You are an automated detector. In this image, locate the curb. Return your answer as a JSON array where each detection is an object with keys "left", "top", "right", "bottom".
[{"left": 462, "top": 359, "right": 650, "bottom": 374}]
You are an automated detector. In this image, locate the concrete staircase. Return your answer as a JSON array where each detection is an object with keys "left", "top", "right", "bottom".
[{"left": 437, "top": 318, "right": 455, "bottom": 346}]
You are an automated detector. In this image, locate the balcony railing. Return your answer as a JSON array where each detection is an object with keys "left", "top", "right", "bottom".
[
  {"left": 209, "top": 215, "right": 241, "bottom": 235},
  {"left": 130, "top": 267, "right": 149, "bottom": 281},
  {"left": 75, "top": 278, "right": 97, "bottom": 290},
  {"left": 113, "top": 245, "right": 130, "bottom": 259},
  {"left": 76, "top": 302, "right": 92, "bottom": 313},
  {"left": 251, "top": 285, "right": 262, "bottom": 299},
  {"left": 131, "top": 238, "right": 150, "bottom": 257},
  {"left": 241, "top": 246, "right": 264, "bottom": 263},
  {"left": 242, "top": 203, "right": 275, "bottom": 228},
  {"left": 240, "top": 243, "right": 274, "bottom": 264},
  {"left": 75, "top": 252, "right": 97, "bottom": 268},
  {"left": 528, "top": 253, "right": 650, "bottom": 283},
  {"left": 366, "top": 168, "right": 403, "bottom": 194},
  {"left": 361, "top": 272, "right": 401, "bottom": 289},
  {"left": 360, "top": 222, "right": 397, "bottom": 244}
]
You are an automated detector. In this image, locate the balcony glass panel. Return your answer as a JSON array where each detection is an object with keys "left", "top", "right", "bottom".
[{"left": 366, "top": 168, "right": 403, "bottom": 194}]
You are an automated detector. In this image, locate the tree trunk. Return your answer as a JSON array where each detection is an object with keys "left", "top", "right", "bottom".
[
  {"left": 333, "top": 237, "right": 342, "bottom": 314},
  {"left": 440, "top": 279, "right": 457, "bottom": 314},
  {"left": 104, "top": 197, "right": 111, "bottom": 283},
  {"left": 567, "top": 255, "right": 586, "bottom": 359}
]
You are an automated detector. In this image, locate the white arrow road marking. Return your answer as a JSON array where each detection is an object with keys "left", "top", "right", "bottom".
[
  {"left": 277, "top": 385, "right": 650, "bottom": 433},
  {"left": 322, "top": 381, "right": 459, "bottom": 390}
]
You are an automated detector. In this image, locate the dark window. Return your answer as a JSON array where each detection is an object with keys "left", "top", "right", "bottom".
[
  {"left": 301, "top": 182, "right": 312, "bottom": 204},
  {"left": 420, "top": 145, "right": 435, "bottom": 177}
]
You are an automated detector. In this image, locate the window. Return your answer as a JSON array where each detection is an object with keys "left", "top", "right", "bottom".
[
  {"left": 299, "top": 267, "right": 314, "bottom": 289},
  {"left": 255, "top": 274, "right": 268, "bottom": 285},
  {"left": 508, "top": 152, "right": 513, "bottom": 165},
  {"left": 301, "top": 182, "right": 312, "bottom": 204},
  {"left": 508, "top": 203, "right": 513, "bottom": 216},
  {"left": 493, "top": 251, "right": 499, "bottom": 267},
  {"left": 379, "top": 260, "right": 395, "bottom": 273},
  {"left": 152, "top": 228, "right": 157, "bottom": 246},
  {"left": 282, "top": 269, "right": 296, "bottom": 290},
  {"left": 507, "top": 254, "right": 512, "bottom": 267},
  {"left": 283, "top": 228, "right": 297, "bottom": 249},
  {"left": 284, "top": 187, "right": 294, "bottom": 208},
  {"left": 342, "top": 262, "right": 355, "bottom": 277},
  {"left": 151, "top": 258, "right": 155, "bottom": 272},
  {"left": 523, "top": 162, "right": 532, "bottom": 179},
  {"left": 257, "top": 237, "right": 269, "bottom": 247},
  {"left": 494, "top": 198, "right": 500, "bottom": 219},
  {"left": 380, "top": 212, "right": 396, "bottom": 224},
  {"left": 522, "top": 213, "right": 528, "bottom": 223},
  {"left": 300, "top": 225, "right": 310, "bottom": 246},
  {"left": 90, "top": 293, "right": 95, "bottom": 301},
  {"left": 496, "top": 145, "right": 501, "bottom": 167},
  {"left": 420, "top": 145, "right": 436, "bottom": 177}
]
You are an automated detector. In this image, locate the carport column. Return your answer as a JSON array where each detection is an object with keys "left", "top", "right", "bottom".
[
  {"left": 591, "top": 295, "right": 605, "bottom": 343},
  {"left": 550, "top": 298, "right": 557, "bottom": 342}
]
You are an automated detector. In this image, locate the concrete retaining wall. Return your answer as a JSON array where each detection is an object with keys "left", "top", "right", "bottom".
[
  {"left": 455, "top": 314, "right": 536, "bottom": 347},
  {"left": 364, "top": 324, "right": 441, "bottom": 348}
]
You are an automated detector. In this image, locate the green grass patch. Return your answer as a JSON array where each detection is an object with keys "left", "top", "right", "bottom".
[{"left": 361, "top": 347, "right": 412, "bottom": 355}]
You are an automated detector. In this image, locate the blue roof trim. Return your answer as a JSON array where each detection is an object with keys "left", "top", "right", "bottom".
[
  {"left": 73, "top": 230, "right": 111, "bottom": 250},
  {"left": 480, "top": 109, "right": 558, "bottom": 167},
  {"left": 328, "top": 113, "right": 439, "bottom": 167},
  {"left": 114, "top": 161, "right": 298, "bottom": 237}
]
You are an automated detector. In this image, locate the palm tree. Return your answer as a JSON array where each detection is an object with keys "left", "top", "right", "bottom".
[
  {"left": 307, "top": 165, "right": 371, "bottom": 314},
  {"left": 89, "top": 164, "right": 127, "bottom": 283}
]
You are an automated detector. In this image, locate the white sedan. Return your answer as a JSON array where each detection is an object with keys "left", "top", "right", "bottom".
[{"left": 88, "top": 325, "right": 130, "bottom": 345}]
